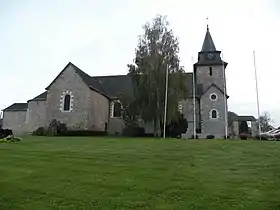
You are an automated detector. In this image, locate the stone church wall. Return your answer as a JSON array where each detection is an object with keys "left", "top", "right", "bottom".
[
  {"left": 45, "top": 65, "right": 90, "bottom": 130},
  {"left": 28, "top": 100, "right": 47, "bottom": 132},
  {"left": 2, "top": 111, "right": 28, "bottom": 135},
  {"left": 88, "top": 90, "right": 110, "bottom": 131}
]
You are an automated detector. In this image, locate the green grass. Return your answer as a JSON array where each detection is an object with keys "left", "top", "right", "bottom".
[{"left": 1, "top": 137, "right": 280, "bottom": 209}]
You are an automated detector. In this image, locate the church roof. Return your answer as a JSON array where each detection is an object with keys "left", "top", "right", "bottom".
[
  {"left": 28, "top": 91, "right": 48, "bottom": 102},
  {"left": 237, "top": 116, "right": 257, "bottom": 122},
  {"left": 2, "top": 103, "right": 28, "bottom": 112},
  {"left": 201, "top": 26, "right": 216, "bottom": 52},
  {"left": 24, "top": 63, "right": 195, "bottom": 106}
]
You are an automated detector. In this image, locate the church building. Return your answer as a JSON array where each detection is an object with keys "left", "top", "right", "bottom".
[{"left": 2, "top": 27, "right": 230, "bottom": 138}]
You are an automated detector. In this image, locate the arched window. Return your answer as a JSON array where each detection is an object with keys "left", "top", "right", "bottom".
[
  {"left": 63, "top": 94, "right": 70, "bottom": 111},
  {"left": 60, "top": 91, "right": 74, "bottom": 112},
  {"left": 210, "top": 109, "right": 218, "bottom": 119},
  {"left": 113, "top": 101, "right": 122, "bottom": 117}
]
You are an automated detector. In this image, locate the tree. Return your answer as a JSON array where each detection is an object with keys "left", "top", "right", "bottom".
[
  {"left": 127, "top": 15, "right": 188, "bottom": 136},
  {"left": 257, "top": 111, "right": 273, "bottom": 132},
  {"left": 228, "top": 111, "right": 238, "bottom": 127}
]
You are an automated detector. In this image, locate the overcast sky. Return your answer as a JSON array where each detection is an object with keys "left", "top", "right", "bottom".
[{"left": 1, "top": 0, "right": 279, "bottom": 125}]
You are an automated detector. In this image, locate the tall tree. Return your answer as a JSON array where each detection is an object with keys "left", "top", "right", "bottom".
[
  {"left": 257, "top": 111, "right": 273, "bottom": 132},
  {"left": 228, "top": 111, "right": 238, "bottom": 127},
  {"left": 127, "top": 15, "right": 188, "bottom": 136}
]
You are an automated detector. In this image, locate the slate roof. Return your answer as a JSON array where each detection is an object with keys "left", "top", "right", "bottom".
[
  {"left": 200, "top": 83, "right": 229, "bottom": 99},
  {"left": 237, "top": 116, "right": 257, "bottom": 122},
  {"left": 201, "top": 26, "right": 217, "bottom": 52},
  {"left": 28, "top": 91, "right": 48, "bottom": 102},
  {"left": 3, "top": 103, "right": 28, "bottom": 111},
  {"left": 45, "top": 62, "right": 195, "bottom": 99}
]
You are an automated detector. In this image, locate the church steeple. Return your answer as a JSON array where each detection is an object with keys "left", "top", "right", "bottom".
[
  {"left": 195, "top": 25, "right": 226, "bottom": 67},
  {"left": 201, "top": 26, "right": 217, "bottom": 52}
]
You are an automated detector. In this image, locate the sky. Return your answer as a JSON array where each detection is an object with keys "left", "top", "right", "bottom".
[{"left": 1, "top": 0, "right": 280, "bottom": 126}]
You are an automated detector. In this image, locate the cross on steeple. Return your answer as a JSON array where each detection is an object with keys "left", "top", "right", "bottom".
[{"left": 201, "top": 19, "right": 216, "bottom": 52}]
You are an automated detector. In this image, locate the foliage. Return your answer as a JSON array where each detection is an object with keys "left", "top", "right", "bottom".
[
  {"left": 33, "top": 127, "right": 46, "bottom": 136},
  {"left": 165, "top": 113, "right": 188, "bottom": 138},
  {"left": 0, "top": 139, "right": 7, "bottom": 143},
  {"left": 60, "top": 130, "right": 107, "bottom": 136},
  {"left": 190, "top": 134, "right": 199, "bottom": 139},
  {"left": 118, "top": 93, "right": 140, "bottom": 127},
  {"left": 228, "top": 111, "right": 238, "bottom": 126},
  {"left": 206, "top": 135, "right": 215, "bottom": 139},
  {"left": 122, "top": 126, "right": 145, "bottom": 137},
  {"left": 239, "top": 133, "right": 248, "bottom": 140},
  {"left": 0, "top": 129, "right": 13, "bottom": 139},
  {"left": 257, "top": 111, "right": 273, "bottom": 132},
  {"left": 127, "top": 15, "right": 188, "bottom": 136}
]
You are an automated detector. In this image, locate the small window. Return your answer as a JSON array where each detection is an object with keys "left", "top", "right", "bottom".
[
  {"left": 209, "top": 67, "right": 212, "bottom": 76},
  {"left": 113, "top": 101, "right": 122, "bottom": 117},
  {"left": 210, "top": 109, "right": 218, "bottom": 119},
  {"left": 210, "top": 93, "right": 217, "bottom": 101},
  {"left": 63, "top": 94, "right": 70, "bottom": 111}
]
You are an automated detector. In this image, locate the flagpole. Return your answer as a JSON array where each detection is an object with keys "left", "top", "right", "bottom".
[
  {"left": 191, "top": 56, "right": 196, "bottom": 138},
  {"left": 253, "top": 50, "right": 261, "bottom": 137},
  {"left": 163, "top": 64, "right": 169, "bottom": 139},
  {"left": 221, "top": 53, "right": 228, "bottom": 138}
]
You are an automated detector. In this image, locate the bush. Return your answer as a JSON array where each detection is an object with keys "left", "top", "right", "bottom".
[
  {"left": 239, "top": 133, "right": 248, "bottom": 140},
  {"left": 0, "top": 139, "right": 7, "bottom": 143},
  {"left": 60, "top": 130, "right": 107, "bottom": 137},
  {"left": 224, "top": 135, "right": 230, "bottom": 139},
  {"left": 190, "top": 134, "right": 199, "bottom": 139},
  {"left": 0, "top": 129, "right": 13, "bottom": 139},
  {"left": 57, "top": 122, "right": 67, "bottom": 135},
  {"left": 33, "top": 127, "right": 46, "bottom": 136},
  {"left": 206, "top": 135, "right": 215, "bottom": 139},
  {"left": 122, "top": 126, "right": 145, "bottom": 137}
]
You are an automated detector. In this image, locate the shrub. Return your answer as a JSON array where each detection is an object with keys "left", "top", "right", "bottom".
[
  {"left": 190, "top": 134, "right": 199, "bottom": 139},
  {"left": 224, "top": 135, "right": 230, "bottom": 139},
  {"left": 57, "top": 122, "right": 67, "bottom": 135},
  {"left": 60, "top": 130, "right": 107, "bottom": 137},
  {"left": 206, "top": 135, "right": 215, "bottom": 139},
  {"left": 0, "top": 139, "right": 7, "bottom": 143},
  {"left": 239, "top": 133, "right": 248, "bottom": 140},
  {"left": 33, "top": 127, "right": 46, "bottom": 136},
  {"left": 0, "top": 129, "right": 13, "bottom": 139},
  {"left": 122, "top": 126, "right": 145, "bottom": 137}
]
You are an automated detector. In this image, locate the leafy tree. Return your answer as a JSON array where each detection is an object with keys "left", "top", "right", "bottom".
[
  {"left": 127, "top": 15, "right": 188, "bottom": 136},
  {"left": 257, "top": 111, "right": 273, "bottom": 132},
  {"left": 228, "top": 111, "right": 238, "bottom": 126},
  {"left": 118, "top": 93, "right": 140, "bottom": 127}
]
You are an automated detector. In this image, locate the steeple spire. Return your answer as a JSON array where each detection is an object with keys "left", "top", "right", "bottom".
[{"left": 201, "top": 25, "right": 216, "bottom": 52}]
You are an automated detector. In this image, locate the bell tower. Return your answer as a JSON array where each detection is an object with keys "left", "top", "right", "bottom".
[{"left": 193, "top": 25, "right": 229, "bottom": 138}]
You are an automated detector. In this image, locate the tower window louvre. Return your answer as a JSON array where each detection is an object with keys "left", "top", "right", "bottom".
[{"left": 209, "top": 67, "right": 212, "bottom": 76}]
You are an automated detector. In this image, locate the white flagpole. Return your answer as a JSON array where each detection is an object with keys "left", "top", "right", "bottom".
[
  {"left": 253, "top": 50, "right": 261, "bottom": 137},
  {"left": 221, "top": 53, "right": 228, "bottom": 138},
  {"left": 191, "top": 56, "right": 196, "bottom": 138},
  {"left": 163, "top": 64, "right": 169, "bottom": 139}
]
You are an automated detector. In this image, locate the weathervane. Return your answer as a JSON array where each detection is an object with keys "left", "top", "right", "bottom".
[{"left": 206, "top": 17, "right": 209, "bottom": 30}]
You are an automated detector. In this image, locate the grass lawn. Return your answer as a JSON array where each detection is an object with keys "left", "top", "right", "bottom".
[{"left": 1, "top": 137, "right": 280, "bottom": 209}]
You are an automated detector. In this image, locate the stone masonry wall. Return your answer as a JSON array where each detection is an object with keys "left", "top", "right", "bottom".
[
  {"left": 2, "top": 111, "right": 28, "bottom": 135},
  {"left": 28, "top": 100, "right": 47, "bottom": 132},
  {"left": 45, "top": 65, "right": 91, "bottom": 130},
  {"left": 88, "top": 90, "right": 110, "bottom": 131}
]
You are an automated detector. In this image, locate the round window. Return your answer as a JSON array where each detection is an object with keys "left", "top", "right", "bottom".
[{"left": 210, "top": 93, "right": 217, "bottom": 101}]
